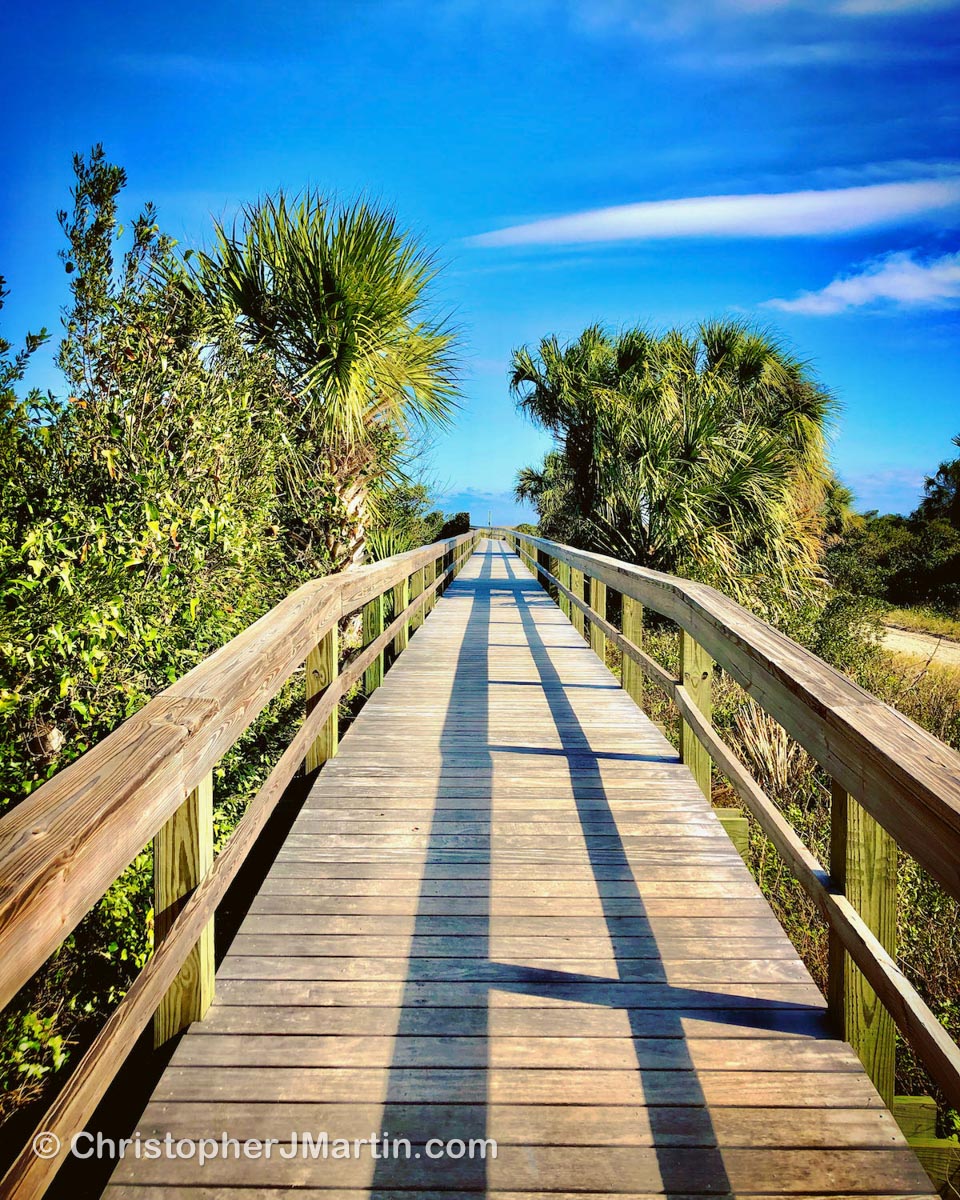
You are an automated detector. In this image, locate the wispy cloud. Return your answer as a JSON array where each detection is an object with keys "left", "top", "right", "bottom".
[
  {"left": 470, "top": 179, "right": 960, "bottom": 248},
  {"left": 766, "top": 250, "right": 960, "bottom": 313},
  {"left": 115, "top": 53, "right": 289, "bottom": 85},
  {"left": 558, "top": 0, "right": 960, "bottom": 35},
  {"left": 833, "top": 0, "right": 956, "bottom": 13},
  {"left": 840, "top": 466, "right": 926, "bottom": 512}
]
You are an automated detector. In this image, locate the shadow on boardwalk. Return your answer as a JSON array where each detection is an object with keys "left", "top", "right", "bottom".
[{"left": 370, "top": 540, "right": 820, "bottom": 1193}]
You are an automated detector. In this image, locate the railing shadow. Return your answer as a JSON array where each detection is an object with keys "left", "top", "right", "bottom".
[{"left": 495, "top": 545, "right": 734, "bottom": 1192}]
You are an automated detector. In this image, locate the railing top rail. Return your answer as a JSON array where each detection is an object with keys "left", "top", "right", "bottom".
[
  {"left": 0, "top": 531, "right": 475, "bottom": 1011},
  {"left": 486, "top": 527, "right": 960, "bottom": 901}
]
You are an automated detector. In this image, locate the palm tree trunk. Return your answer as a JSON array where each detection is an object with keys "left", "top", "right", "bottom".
[{"left": 327, "top": 475, "right": 368, "bottom": 568}]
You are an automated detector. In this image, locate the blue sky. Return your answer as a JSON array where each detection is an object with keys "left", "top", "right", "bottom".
[{"left": 3, "top": 0, "right": 959, "bottom": 524}]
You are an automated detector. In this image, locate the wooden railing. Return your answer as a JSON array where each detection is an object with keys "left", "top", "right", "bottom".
[
  {"left": 0, "top": 531, "right": 479, "bottom": 1200},
  {"left": 489, "top": 528, "right": 960, "bottom": 1121}
]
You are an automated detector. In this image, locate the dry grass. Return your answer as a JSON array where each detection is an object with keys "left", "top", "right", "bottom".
[
  {"left": 732, "top": 700, "right": 808, "bottom": 801},
  {"left": 885, "top": 606, "right": 960, "bottom": 643},
  {"left": 864, "top": 651, "right": 960, "bottom": 749}
]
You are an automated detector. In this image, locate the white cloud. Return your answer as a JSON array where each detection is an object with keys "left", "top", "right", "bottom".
[
  {"left": 840, "top": 466, "right": 926, "bottom": 512},
  {"left": 470, "top": 180, "right": 960, "bottom": 248},
  {"left": 834, "top": 0, "right": 955, "bottom": 12},
  {"left": 560, "top": 0, "right": 959, "bottom": 31},
  {"left": 766, "top": 250, "right": 960, "bottom": 313}
]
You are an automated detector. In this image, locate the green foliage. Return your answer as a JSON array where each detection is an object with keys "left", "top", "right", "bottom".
[
  {"left": 512, "top": 320, "right": 835, "bottom": 610},
  {"left": 829, "top": 434, "right": 960, "bottom": 615},
  {"left": 0, "top": 150, "right": 306, "bottom": 809},
  {"left": 1, "top": 1010, "right": 69, "bottom": 1101},
  {"left": 436, "top": 511, "right": 470, "bottom": 539},
  {"left": 916, "top": 434, "right": 960, "bottom": 528},
  {"left": 372, "top": 482, "right": 445, "bottom": 550}
]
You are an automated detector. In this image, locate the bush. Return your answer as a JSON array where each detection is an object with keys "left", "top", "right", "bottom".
[{"left": 437, "top": 511, "right": 470, "bottom": 539}]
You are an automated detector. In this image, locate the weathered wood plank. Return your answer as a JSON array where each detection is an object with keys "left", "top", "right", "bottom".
[
  {"left": 391, "top": 573, "right": 409, "bottom": 658},
  {"left": 589, "top": 576, "right": 607, "bottom": 660},
  {"left": 621, "top": 593, "right": 644, "bottom": 708},
  {"left": 829, "top": 781, "right": 898, "bottom": 1106},
  {"left": 153, "top": 772, "right": 214, "bottom": 1046},
  {"left": 305, "top": 624, "right": 339, "bottom": 771},
  {"left": 680, "top": 629, "right": 713, "bottom": 800},
  {"left": 362, "top": 593, "right": 385, "bottom": 694}
]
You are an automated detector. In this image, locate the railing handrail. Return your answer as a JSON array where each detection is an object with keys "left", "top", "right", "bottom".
[
  {"left": 484, "top": 527, "right": 960, "bottom": 901},
  {"left": 0, "top": 531, "right": 476, "bottom": 1013}
]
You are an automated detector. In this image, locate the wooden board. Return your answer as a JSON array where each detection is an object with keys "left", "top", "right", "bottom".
[{"left": 106, "top": 539, "right": 933, "bottom": 1198}]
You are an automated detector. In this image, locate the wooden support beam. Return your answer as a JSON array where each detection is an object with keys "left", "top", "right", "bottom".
[
  {"left": 362, "top": 594, "right": 385, "bottom": 694},
  {"left": 829, "top": 781, "right": 898, "bottom": 1107},
  {"left": 153, "top": 772, "right": 214, "bottom": 1046},
  {"left": 548, "top": 554, "right": 562, "bottom": 605},
  {"left": 392, "top": 576, "right": 409, "bottom": 658},
  {"left": 305, "top": 625, "right": 339, "bottom": 771},
  {"left": 570, "top": 567, "right": 586, "bottom": 638},
  {"left": 556, "top": 559, "right": 572, "bottom": 620},
  {"left": 680, "top": 630, "right": 713, "bottom": 799},
  {"left": 892, "top": 1095, "right": 937, "bottom": 1140},
  {"left": 621, "top": 595, "right": 644, "bottom": 708},
  {"left": 422, "top": 560, "right": 434, "bottom": 617},
  {"left": 589, "top": 577, "right": 607, "bottom": 661},
  {"left": 910, "top": 1139, "right": 960, "bottom": 1192},
  {"left": 715, "top": 808, "right": 749, "bottom": 861},
  {"left": 409, "top": 567, "right": 425, "bottom": 632}
]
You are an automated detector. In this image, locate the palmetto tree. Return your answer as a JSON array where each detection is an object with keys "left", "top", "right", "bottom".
[
  {"left": 187, "top": 192, "right": 457, "bottom": 566},
  {"left": 512, "top": 321, "right": 836, "bottom": 606}
]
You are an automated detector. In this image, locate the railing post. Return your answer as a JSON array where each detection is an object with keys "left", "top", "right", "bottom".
[
  {"left": 547, "top": 553, "right": 561, "bottom": 603},
  {"left": 680, "top": 630, "right": 712, "bottom": 799},
  {"left": 362, "top": 592, "right": 385, "bottom": 694},
  {"left": 409, "top": 567, "right": 425, "bottom": 632},
  {"left": 622, "top": 594, "right": 644, "bottom": 708},
  {"left": 153, "top": 771, "right": 214, "bottom": 1045},
  {"left": 557, "top": 559, "right": 572, "bottom": 619},
  {"left": 589, "top": 577, "right": 607, "bottom": 661},
  {"left": 392, "top": 574, "right": 410, "bottom": 657},
  {"left": 425, "top": 556, "right": 437, "bottom": 615},
  {"left": 570, "top": 566, "right": 586, "bottom": 638},
  {"left": 828, "top": 782, "right": 897, "bottom": 1106},
  {"left": 306, "top": 624, "right": 339, "bottom": 771}
]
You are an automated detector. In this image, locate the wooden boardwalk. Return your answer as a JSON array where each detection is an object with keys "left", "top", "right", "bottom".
[{"left": 107, "top": 538, "right": 933, "bottom": 1197}]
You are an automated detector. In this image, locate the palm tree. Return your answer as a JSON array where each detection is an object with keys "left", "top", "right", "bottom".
[
  {"left": 512, "top": 321, "right": 836, "bottom": 606},
  {"left": 186, "top": 191, "right": 457, "bottom": 566}
]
